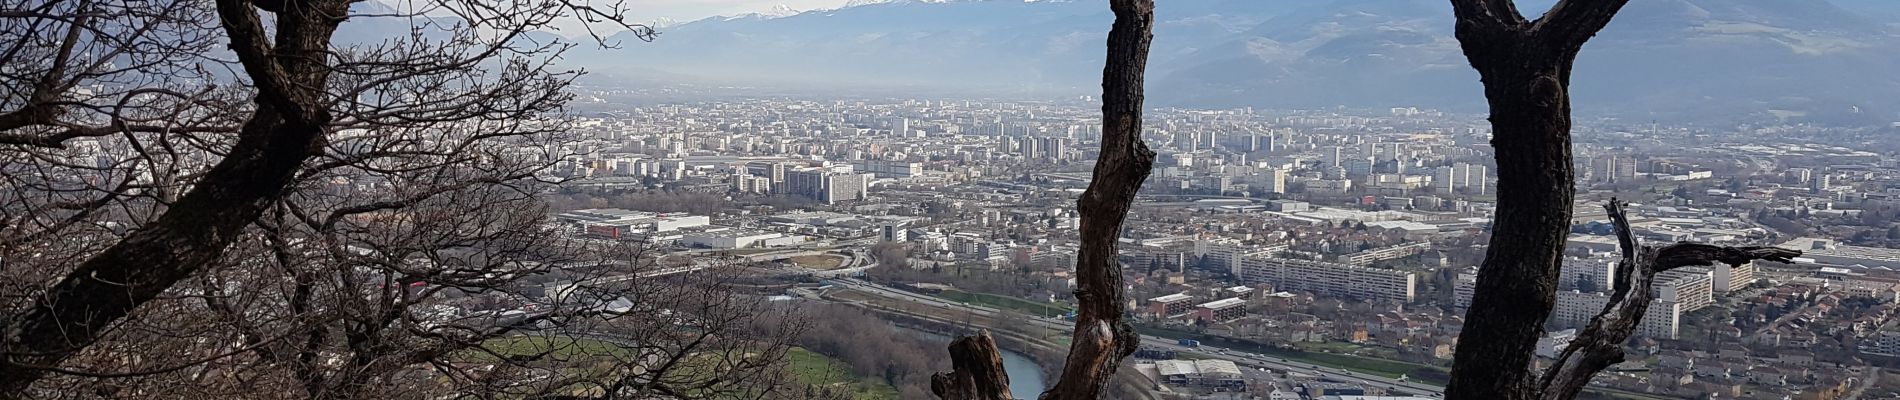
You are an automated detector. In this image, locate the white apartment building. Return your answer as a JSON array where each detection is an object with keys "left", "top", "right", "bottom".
[
  {"left": 1859, "top": 326, "right": 1900, "bottom": 357},
  {"left": 1712, "top": 260, "right": 1758, "bottom": 294},
  {"left": 784, "top": 168, "right": 872, "bottom": 204},
  {"left": 1553, "top": 290, "right": 1682, "bottom": 339},
  {"left": 1342, "top": 242, "right": 1431, "bottom": 266},
  {"left": 1453, "top": 270, "right": 1478, "bottom": 310},
  {"left": 1559, "top": 257, "right": 1618, "bottom": 293},
  {"left": 1196, "top": 238, "right": 1285, "bottom": 276},
  {"left": 1237, "top": 257, "right": 1416, "bottom": 302},
  {"left": 1264, "top": 168, "right": 1288, "bottom": 194},
  {"left": 1655, "top": 268, "right": 1715, "bottom": 313}
]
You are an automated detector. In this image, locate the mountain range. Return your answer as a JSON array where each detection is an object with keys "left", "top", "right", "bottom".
[{"left": 549, "top": 0, "right": 1900, "bottom": 124}]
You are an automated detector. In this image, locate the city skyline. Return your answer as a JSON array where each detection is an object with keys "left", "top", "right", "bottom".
[{"left": 7, "top": 0, "right": 1900, "bottom": 399}]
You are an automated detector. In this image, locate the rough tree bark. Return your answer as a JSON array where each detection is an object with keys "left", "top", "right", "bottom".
[
  {"left": 1442, "top": 0, "right": 1626, "bottom": 398},
  {"left": 0, "top": 0, "right": 346, "bottom": 392},
  {"left": 930, "top": 331, "right": 1013, "bottom": 400},
  {"left": 933, "top": 0, "right": 1155, "bottom": 399},
  {"left": 1442, "top": 1, "right": 1799, "bottom": 399},
  {"left": 1037, "top": 0, "right": 1157, "bottom": 397}
]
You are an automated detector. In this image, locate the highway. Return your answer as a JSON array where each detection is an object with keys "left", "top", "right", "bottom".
[{"left": 827, "top": 277, "right": 1447, "bottom": 398}]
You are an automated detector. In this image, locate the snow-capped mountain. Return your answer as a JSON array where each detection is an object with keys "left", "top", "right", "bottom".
[{"left": 555, "top": 0, "right": 1900, "bottom": 124}]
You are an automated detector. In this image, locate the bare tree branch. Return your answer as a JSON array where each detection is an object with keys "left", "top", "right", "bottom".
[
  {"left": 0, "top": 0, "right": 816, "bottom": 398},
  {"left": 1535, "top": 199, "right": 1800, "bottom": 400},
  {"left": 1530, "top": 0, "right": 1635, "bottom": 49},
  {"left": 1653, "top": 243, "right": 1800, "bottom": 271},
  {"left": 1449, "top": 0, "right": 1528, "bottom": 31}
]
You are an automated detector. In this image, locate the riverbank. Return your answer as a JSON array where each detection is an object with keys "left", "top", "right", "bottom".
[
  {"left": 822, "top": 288, "right": 1161, "bottom": 399},
  {"left": 884, "top": 315, "right": 1067, "bottom": 389},
  {"left": 904, "top": 327, "right": 1049, "bottom": 398}
]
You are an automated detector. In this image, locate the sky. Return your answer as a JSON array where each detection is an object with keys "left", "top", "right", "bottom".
[
  {"left": 627, "top": 0, "right": 854, "bottom": 23},
  {"left": 369, "top": 0, "right": 858, "bottom": 38}
]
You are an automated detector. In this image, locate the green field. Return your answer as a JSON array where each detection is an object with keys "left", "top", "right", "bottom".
[
  {"left": 466, "top": 336, "right": 631, "bottom": 362},
  {"left": 784, "top": 348, "right": 900, "bottom": 400},
  {"left": 1292, "top": 341, "right": 1407, "bottom": 361},
  {"left": 939, "top": 290, "right": 1072, "bottom": 317},
  {"left": 461, "top": 337, "right": 908, "bottom": 399}
]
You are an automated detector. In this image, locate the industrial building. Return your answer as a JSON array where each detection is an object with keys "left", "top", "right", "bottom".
[
  {"left": 554, "top": 209, "right": 712, "bottom": 239},
  {"left": 1153, "top": 359, "right": 1246, "bottom": 391},
  {"left": 680, "top": 228, "right": 807, "bottom": 249}
]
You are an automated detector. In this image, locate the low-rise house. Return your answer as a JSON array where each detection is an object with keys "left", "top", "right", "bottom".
[
  {"left": 1747, "top": 366, "right": 1788, "bottom": 386},
  {"left": 1692, "top": 361, "right": 1732, "bottom": 380}
]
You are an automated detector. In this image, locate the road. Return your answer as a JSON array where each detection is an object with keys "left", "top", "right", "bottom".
[{"left": 826, "top": 278, "right": 1446, "bottom": 398}]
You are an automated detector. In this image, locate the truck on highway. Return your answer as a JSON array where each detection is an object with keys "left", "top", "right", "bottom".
[{"left": 1178, "top": 339, "right": 1200, "bottom": 347}]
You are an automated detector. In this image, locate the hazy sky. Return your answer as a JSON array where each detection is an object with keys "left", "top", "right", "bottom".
[{"left": 629, "top": 0, "right": 854, "bottom": 22}]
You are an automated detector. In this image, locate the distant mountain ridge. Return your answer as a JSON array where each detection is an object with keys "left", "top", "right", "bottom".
[{"left": 555, "top": 0, "right": 1900, "bottom": 124}]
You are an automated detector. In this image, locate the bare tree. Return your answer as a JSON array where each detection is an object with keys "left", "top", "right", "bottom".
[
  {"left": 1440, "top": 1, "right": 1800, "bottom": 399},
  {"left": 485, "top": 251, "right": 810, "bottom": 400},
  {"left": 871, "top": 241, "right": 912, "bottom": 269},
  {"left": 0, "top": 0, "right": 810, "bottom": 397},
  {"left": 933, "top": 0, "right": 1155, "bottom": 399}
]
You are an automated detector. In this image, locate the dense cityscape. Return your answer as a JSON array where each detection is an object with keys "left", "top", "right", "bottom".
[
  {"left": 514, "top": 92, "right": 1900, "bottom": 399},
  {"left": 12, "top": 0, "right": 1900, "bottom": 399}
]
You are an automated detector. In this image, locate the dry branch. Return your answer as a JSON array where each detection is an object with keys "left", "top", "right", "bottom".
[{"left": 1534, "top": 199, "right": 1798, "bottom": 400}]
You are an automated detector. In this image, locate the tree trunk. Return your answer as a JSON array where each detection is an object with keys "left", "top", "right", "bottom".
[
  {"left": 1447, "top": 52, "right": 1577, "bottom": 400},
  {"left": 0, "top": 0, "right": 346, "bottom": 392},
  {"left": 1441, "top": 2, "right": 1803, "bottom": 400},
  {"left": 931, "top": 331, "right": 1014, "bottom": 400},
  {"left": 1442, "top": 1, "right": 1625, "bottom": 399},
  {"left": 1039, "top": 0, "right": 1155, "bottom": 398},
  {"left": 932, "top": 1, "right": 1155, "bottom": 399}
]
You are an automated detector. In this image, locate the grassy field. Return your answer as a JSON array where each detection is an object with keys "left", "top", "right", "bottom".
[
  {"left": 466, "top": 336, "right": 632, "bottom": 363},
  {"left": 790, "top": 254, "right": 847, "bottom": 270},
  {"left": 939, "top": 290, "right": 1073, "bottom": 317},
  {"left": 1294, "top": 341, "right": 1364, "bottom": 354},
  {"left": 1286, "top": 348, "right": 1433, "bottom": 380},
  {"left": 464, "top": 336, "right": 905, "bottom": 399},
  {"left": 784, "top": 348, "right": 900, "bottom": 400},
  {"left": 1292, "top": 341, "right": 1405, "bottom": 361}
]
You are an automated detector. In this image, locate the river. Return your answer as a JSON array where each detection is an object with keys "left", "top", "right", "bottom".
[{"left": 908, "top": 329, "right": 1048, "bottom": 398}]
